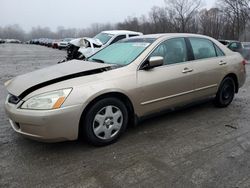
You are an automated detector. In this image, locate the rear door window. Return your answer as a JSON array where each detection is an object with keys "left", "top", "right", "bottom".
[{"left": 189, "top": 38, "right": 217, "bottom": 60}]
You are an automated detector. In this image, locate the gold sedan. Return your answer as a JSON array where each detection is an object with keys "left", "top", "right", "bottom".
[{"left": 5, "top": 34, "right": 246, "bottom": 146}]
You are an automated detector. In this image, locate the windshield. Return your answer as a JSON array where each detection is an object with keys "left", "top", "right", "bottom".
[
  {"left": 88, "top": 41, "right": 151, "bottom": 66},
  {"left": 94, "top": 33, "right": 113, "bottom": 45}
]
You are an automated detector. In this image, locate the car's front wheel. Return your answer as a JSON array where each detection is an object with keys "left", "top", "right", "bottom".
[
  {"left": 215, "top": 77, "right": 236, "bottom": 107},
  {"left": 82, "top": 98, "right": 128, "bottom": 146}
]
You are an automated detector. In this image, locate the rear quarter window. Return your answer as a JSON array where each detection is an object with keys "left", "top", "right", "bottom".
[
  {"left": 189, "top": 38, "right": 217, "bottom": 60},
  {"left": 214, "top": 44, "right": 225, "bottom": 57},
  {"left": 129, "top": 34, "right": 139, "bottom": 37}
]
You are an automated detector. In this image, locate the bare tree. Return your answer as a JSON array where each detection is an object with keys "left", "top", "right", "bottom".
[
  {"left": 219, "top": 0, "right": 250, "bottom": 39},
  {"left": 1, "top": 0, "right": 249, "bottom": 42},
  {"left": 82, "top": 23, "right": 116, "bottom": 37},
  {"left": 139, "top": 15, "right": 154, "bottom": 34},
  {"left": 199, "top": 8, "right": 224, "bottom": 39},
  {"left": 29, "top": 26, "right": 55, "bottom": 39},
  {"left": 0, "top": 24, "right": 26, "bottom": 41},
  {"left": 165, "top": 0, "right": 202, "bottom": 32},
  {"left": 117, "top": 16, "right": 141, "bottom": 32},
  {"left": 149, "top": 6, "right": 170, "bottom": 33}
]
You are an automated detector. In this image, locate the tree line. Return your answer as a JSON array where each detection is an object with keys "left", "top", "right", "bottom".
[{"left": 1, "top": 0, "right": 249, "bottom": 42}]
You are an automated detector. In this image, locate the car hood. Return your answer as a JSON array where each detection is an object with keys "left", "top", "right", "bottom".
[
  {"left": 70, "top": 37, "right": 102, "bottom": 48},
  {"left": 6, "top": 60, "right": 112, "bottom": 98}
]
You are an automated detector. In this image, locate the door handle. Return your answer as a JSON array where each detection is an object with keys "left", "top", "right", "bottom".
[
  {"left": 219, "top": 61, "right": 227, "bottom": 65},
  {"left": 182, "top": 67, "right": 193, "bottom": 73}
]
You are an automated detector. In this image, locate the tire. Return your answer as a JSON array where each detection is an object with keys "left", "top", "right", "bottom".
[
  {"left": 82, "top": 98, "right": 128, "bottom": 146},
  {"left": 214, "top": 77, "right": 236, "bottom": 108}
]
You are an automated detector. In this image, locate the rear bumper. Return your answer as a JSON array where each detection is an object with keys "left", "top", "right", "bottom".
[
  {"left": 238, "top": 65, "right": 247, "bottom": 89},
  {"left": 5, "top": 101, "right": 83, "bottom": 142}
]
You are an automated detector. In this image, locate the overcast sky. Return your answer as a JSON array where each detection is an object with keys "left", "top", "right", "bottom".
[{"left": 1, "top": 0, "right": 216, "bottom": 31}]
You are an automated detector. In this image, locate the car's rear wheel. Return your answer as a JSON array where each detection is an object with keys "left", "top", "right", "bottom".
[
  {"left": 82, "top": 98, "right": 128, "bottom": 146},
  {"left": 215, "top": 77, "right": 235, "bottom": 107}
]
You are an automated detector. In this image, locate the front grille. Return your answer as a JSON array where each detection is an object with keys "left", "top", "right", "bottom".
[{"left": 8, "top": 94, "right": 20, "bottom": 104}]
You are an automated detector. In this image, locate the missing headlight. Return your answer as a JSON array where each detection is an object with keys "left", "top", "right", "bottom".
[{"left": 8, "top": 94, "right": 20, "bottom": 104}]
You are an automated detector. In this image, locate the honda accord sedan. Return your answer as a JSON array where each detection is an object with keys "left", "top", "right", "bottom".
[{"left": 5, "top": 34, "right": 246, "bottom": 146}]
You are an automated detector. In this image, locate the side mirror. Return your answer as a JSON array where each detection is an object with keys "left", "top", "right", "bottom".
[{"left": 142, "top": 56, "right": 164, "bottom": 70}]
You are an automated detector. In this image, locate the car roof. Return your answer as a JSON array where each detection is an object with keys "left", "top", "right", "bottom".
[
  {"left": 101, "top": 30, "right": 142, "bottom": 35},
  {"left": 218, "top": 39, "right": 239, "bottom": 43},
  {"left": 128, "top": 33, "right": 217, "bottom": 40}
]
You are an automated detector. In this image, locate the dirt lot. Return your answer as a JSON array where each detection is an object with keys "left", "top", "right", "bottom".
[{"left": 0, "top": 43, "right": 250, "bottom": 188}]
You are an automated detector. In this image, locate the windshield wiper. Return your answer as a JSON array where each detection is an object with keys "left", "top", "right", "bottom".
[{"left": 91, "top": 58, "right": 105, "bottom": 63}]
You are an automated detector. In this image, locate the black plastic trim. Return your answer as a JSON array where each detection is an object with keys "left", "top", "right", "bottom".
[{"left": 184, "top": 37, "right": 195, "bottom": 61}]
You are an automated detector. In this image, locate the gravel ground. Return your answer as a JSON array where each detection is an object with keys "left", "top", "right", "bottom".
[{"left": 0, "top": 43, "right": 250, "bottom": 188}]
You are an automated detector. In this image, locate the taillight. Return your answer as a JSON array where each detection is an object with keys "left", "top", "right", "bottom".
[{"left": 242, "top": 59, "right": 247, "bottom": 66}]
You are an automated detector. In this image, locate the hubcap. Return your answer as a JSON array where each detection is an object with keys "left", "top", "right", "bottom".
[{"left": 93, "top": 105, "right": 123, "bottom": 140}]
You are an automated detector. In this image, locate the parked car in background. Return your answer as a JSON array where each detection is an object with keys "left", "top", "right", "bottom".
[
  {"left": 78, "top": 30, "right": 143, "bottom": 59},
  {"left": 5, "top": 39, "right": 22, "bottom": 43},
  {"left": 227, "top": 41, "right": 243, "bottom": 53},
  {"left": 39, "top": 38, "right": 52, "bottom": 46},
  {"left": 44, "top": 39, "right": 54, "bottom": 47},
  {"left": 218, "top": 40, "right": 242, "bottom": 52},
  {"left": 242, "top": 42, "right": 250, "bottom": 49},
  {"left": 0, "top": 39, "right": 5, "bottom": 44},
  {"left": 58, "top": 37, "right": 103, "bottom": 63},
  {"left": 58, "top": 38, "right": 74, "bottom": 50},
  {"left": 52, "top": 40, "right": 61, "bottom": 49},
  {"left": 242, "top": 42, "right": 250, "bottom": 60},
  {"left": 5, "top": 33, "right": 246, "bottom": 146},
  {"left": 219, "top": 40, "right": 250, "bottom": 60},
  {"left": 30, "top": 39, "right": 39, "bottom": 45},
  {"left": 58, "top": 30, "right": 143, "bottom": 63},
  {"left": 30, "top": 38, "right": 46, "bottom": 45},
  {"left": 218, "top": 39, "right": 231, "bottom": 46}
]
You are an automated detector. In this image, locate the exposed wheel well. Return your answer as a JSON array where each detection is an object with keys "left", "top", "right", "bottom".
[
  {"left": 78, "top": 92, "right": 135, "bottom": 139},
  {"left": 224, "top": 73, "right": 239, "bottom": 93}
]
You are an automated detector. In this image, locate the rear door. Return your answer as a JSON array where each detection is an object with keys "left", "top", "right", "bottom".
[
  {"left": 137, "top": 37, "right": 197, "bottom": 116},
  {"left": 187, "top": 37, "right": 227, "bottom": 98}
]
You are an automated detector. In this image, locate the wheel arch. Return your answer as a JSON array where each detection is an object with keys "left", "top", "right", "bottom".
[
  {"left": 78, "top": 92, "right": 136, "bottom": 138},
  {"left": 223, "top": 73, "right": 239, "bottom": 93}
]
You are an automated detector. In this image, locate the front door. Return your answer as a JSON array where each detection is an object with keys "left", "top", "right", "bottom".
[{"left": 137, "top": 37, "right": 197, "bottom": 116}]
